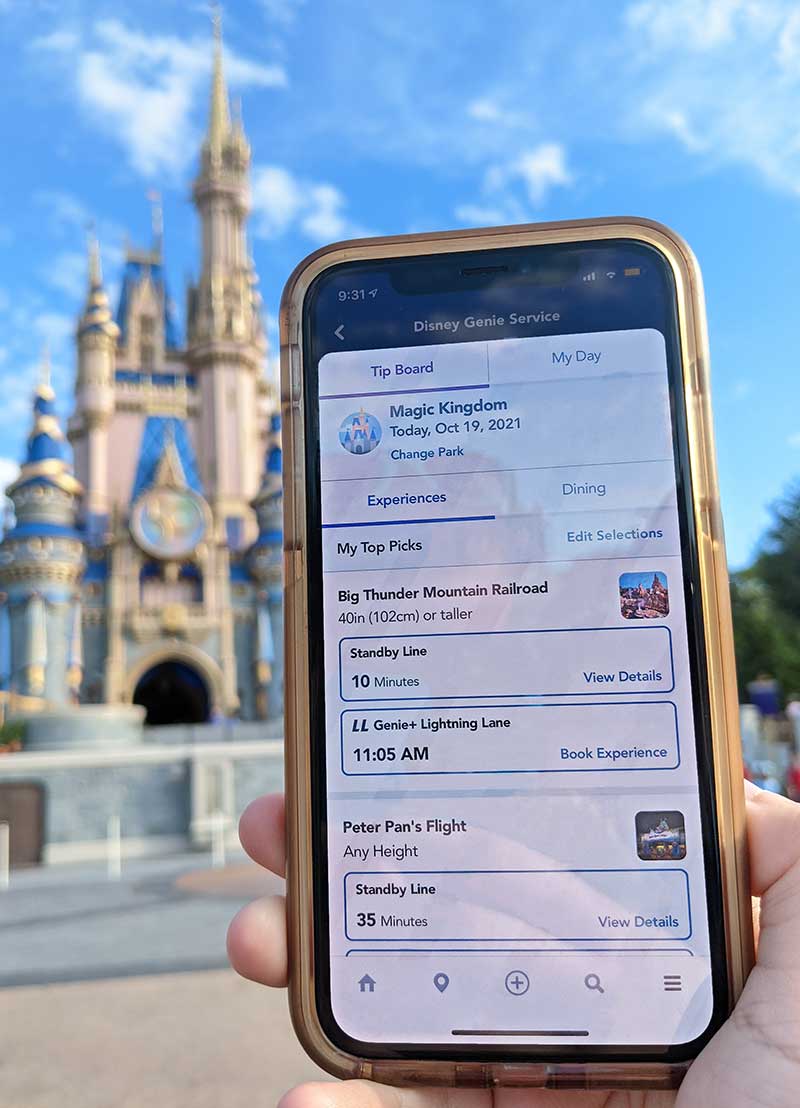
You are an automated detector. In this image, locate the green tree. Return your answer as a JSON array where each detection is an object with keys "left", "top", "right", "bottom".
[
  {"left": 754, "top": 482, "right": 800, "bottom": 624},
  {"left": 730, "top": 572, "right": 800, "bottom": 696},
  {"left": 730, "top": 482, "right": 800, "bottom": 699}
]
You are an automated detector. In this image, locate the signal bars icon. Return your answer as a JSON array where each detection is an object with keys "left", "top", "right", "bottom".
[{"left": 663, "top": 974, "right": 682, "bottom": 992}]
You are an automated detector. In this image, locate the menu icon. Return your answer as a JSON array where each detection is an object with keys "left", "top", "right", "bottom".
[{"left": 663, "top": 974, "right": 682, "bottom": 992}]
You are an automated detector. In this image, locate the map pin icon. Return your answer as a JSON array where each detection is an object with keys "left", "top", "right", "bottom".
[{"left": 433, "top": 972, "right": 450, "bottom": 993}]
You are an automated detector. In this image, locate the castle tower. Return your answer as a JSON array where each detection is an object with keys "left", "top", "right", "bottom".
[
  {"left": 187, "top": 14, "right": 265, "bottom": 549},
  {"left": 69, "top": 235, "right": 120, "bottom": 544},
  {"left": 0, "top": 361, "right": 86, "bottom": 703},
  {"left": 247, "top": 413, "right": 283, "bottom": 719},
  {"left": 1, "top": 17, "right": 282, "bottom": 728}
]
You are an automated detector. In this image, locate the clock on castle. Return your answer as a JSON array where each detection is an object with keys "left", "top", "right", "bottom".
[{"left": 0, "top": 20, "right": 283, "bottom": 727}]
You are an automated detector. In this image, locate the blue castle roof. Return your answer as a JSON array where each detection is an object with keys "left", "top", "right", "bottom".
[
  {"left": 21, "top": 383, "right": 70, "bottom": 467},
  {"left": 3, "top": 379, "right": 84, "bottom": 541},
  {"left": 266, "top": 412, "right": 282, "bottom": 475},
  {"left": 130, "top": 416, "right": 203, "bottom": 503},
  {"left": 249, "top": 412, "right": 282, "bottom": 553},
  {"left": 34, "top": 390, "right": 56, "bottom": 417},
  {"left": 27, "top": 430, "right": 68, "bottom": 465}
]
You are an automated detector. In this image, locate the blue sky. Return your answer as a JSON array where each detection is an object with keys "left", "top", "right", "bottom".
[{"left": 1, "top": 0, "right": 799, "bottom": 568}]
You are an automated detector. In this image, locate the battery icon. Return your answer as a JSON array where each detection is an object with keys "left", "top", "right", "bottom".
[{"left": 624, "top": 267, "right": 642, "bottom": 277}]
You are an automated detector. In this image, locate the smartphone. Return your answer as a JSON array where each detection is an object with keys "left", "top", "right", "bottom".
[{"left": 280, "top": 219, "right": 753, "bottom": 1089}]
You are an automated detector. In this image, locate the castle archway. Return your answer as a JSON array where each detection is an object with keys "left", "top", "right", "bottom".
[
  {"left": 125, "top": 643, "right": 226, "bottom": 724},
  {"left": 133, "top": 660, "right": 210, "bottom": 726}
]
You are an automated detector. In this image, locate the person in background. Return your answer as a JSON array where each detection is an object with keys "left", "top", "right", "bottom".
[
  {"left": 746, "top": 672, "right": 782, "bottom": 717},
  {"left": 786, "top": 745, "right": 800, "bottom": 803},
  {"left": 785, "top": 692, "right": 800, "bottom": 749}
]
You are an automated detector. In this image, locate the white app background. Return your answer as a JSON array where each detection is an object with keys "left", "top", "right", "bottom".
[{"left": 317, "top": 329, "right": 713, "bottom": 1046}]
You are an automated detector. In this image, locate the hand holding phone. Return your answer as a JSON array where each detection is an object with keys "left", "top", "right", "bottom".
[
  {"left": 276, "top": 220, "right": 753, "bottom": 1088},
  {"left": 228, "top": 783, "right": 796, "bottom": 1106}
]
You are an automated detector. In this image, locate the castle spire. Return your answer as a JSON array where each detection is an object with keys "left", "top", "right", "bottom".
[
  {"left": 146, "top": 189, "right": 164, "bottom": 259},
  {"left": 78, "top": 232, "right": 119, "bottom": 341},
  {"left": 207, "top": 6, "right": 230, "bottom": 160},
  {"left": 39, "top": 343, "right": 53, "bottom": 398},
  {"left": 189, "top": 3, "right": 262, "bottom": 528},
  {"left": 7, "top": 373, "right": 82, "bottom": 499},
  {"left": 88, "top": 228, "right": 102, "bottom": 288}
]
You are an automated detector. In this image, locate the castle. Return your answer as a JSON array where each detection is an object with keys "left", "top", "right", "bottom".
[{"left": 0, "top": 25, "right": 283, "bottom": 727}]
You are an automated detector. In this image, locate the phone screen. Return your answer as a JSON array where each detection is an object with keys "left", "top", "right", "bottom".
[{"left": 301, "top": 239, "right": 727, "bottom": 1060}]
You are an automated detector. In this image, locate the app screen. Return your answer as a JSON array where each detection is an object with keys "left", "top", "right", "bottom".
[{"left": 307, "top": 250, "right": 720, "bottom": 1050}]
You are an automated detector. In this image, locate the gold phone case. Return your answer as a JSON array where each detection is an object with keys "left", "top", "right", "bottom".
[{"left": 279, "top": 217, "right": 754, "bottom": 1089}]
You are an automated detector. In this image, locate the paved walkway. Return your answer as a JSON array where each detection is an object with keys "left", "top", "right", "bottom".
[
  {"left": 1, "top": 852, "right": 279, "bottom": 986},
  {"left": 3, "top": 969, "right": 328, "bottom": 1108},
  {"left": 3, "top": 853, "right": 329, "bottom": 1105}
]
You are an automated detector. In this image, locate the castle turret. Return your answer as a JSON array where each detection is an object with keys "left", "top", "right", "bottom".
[
  {"left": 187, "top": 14, "right": 265, "bottom": 547},
  {"left": 69, "top": 235, "right": 120, "bottom": 543},
  {"left": 247, "top": 413, "right": 283, "bottom": 719},
  {"left": 0, "top": 362, "right": 86, "bottom": 702}
]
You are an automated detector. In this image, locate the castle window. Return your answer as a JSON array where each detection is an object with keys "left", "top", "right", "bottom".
[
  {"left": 140, "top": 314, "right": 156, "bottom": 370},
  {"left": 140, "top": 561, "right": 203, "bottom": 606}
]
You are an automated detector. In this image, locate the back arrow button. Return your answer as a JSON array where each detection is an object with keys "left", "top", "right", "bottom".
[{"left": 334, "top": 324, "right": 345, "bottom": 341}]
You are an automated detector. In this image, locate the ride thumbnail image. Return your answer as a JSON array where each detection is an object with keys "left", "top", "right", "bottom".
[
  {"left": 619, "top": 570, "right": 669, "bottom": 619},
  {"left": 635, "top": 811, "right": 686, "bottom": 861}
]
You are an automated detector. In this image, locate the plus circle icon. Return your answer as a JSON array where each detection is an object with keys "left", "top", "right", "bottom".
[{"left": 505, "top": 970, "right": 530, "bottom": 996}]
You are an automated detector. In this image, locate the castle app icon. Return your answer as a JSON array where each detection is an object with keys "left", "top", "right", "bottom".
[{"left": 339, "top": 409, "right": 382, "bottom": 455}]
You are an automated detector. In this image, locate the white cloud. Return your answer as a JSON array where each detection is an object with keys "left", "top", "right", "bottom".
[
  {"left": 788, "top": 431, "right": 800, "bottom": 448},
  {"left": 509, "top": 144, "right": 573, "bottom": 205},
  {"left": 250, "top": 167, "right": 303, "bottom": 235},
  {"left": 33, "top": 312, "right": 73, "bottom": 347},
  {"left": 259, "top": 0, "right": 307, "bottom": 28},
  {"left": 44, "top": 251, "right": 87, "bottom": 298},
  {"left": 32, "top": 193, "right": 125, "bottom": 300},
  {"left": 452, "top": 204, "right": 511, "bottom": 227},
  {"left": 622, "top": 0, "right": 800, "bottom": 194},
  {"left": 0, "top": 457, "right": 20, "bottom": 497},
  {"left": 267, "top": 1, "right": 800, "bottom": 214},
  {"left": 0, "top": 288, "right": 77, "bottom": 462},
  {"left": 300, "top": 184, "right": 350, "bottom": 241},
  {"left": 466, "top": 98, "right": 527, "bottom": 128},
  {"left": 31, "top": 29, "right": 79, "bottom": 52},
  {"left": 0, "top": 365, "right": 41, "bottom": 429},
  {"left": 251, "top": 165, "right": 360, "bottom": 242},
  {"left": 455, "top": 142, "right": 574, "bottom": 227},
  {"left": 625, "top": 0, "right": 763, "bottom": 51},
  {"left": 33, "top": 20, "right": 286, "bottom": 179},
  {"left": 649, "top": 109, "right": 707, "bottom": 154},
  {"left": 776, "top": 8, "right": 800, "bottom": 66},
  {"left": 33, "top": 190, "right": 92, "bottom": 233}
]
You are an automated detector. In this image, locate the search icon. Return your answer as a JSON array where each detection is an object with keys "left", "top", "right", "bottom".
[{"left": 584, "top": 973, "right": 605, "bottom": 994}]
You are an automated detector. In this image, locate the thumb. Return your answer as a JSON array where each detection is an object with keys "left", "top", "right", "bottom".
[
  {"left": 744, "top": 782, "right": 800, "bottom": 974},
  {"left": 745, "top": 780, "right": 800, "bottom": 898},
  {"left": 678, "top": 784, "right": 800, "bottom": 1107}
]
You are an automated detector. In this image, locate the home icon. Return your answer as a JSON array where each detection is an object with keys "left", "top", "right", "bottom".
[{"left": 358, "top": 974, "right": 376, "bottom": 993}]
